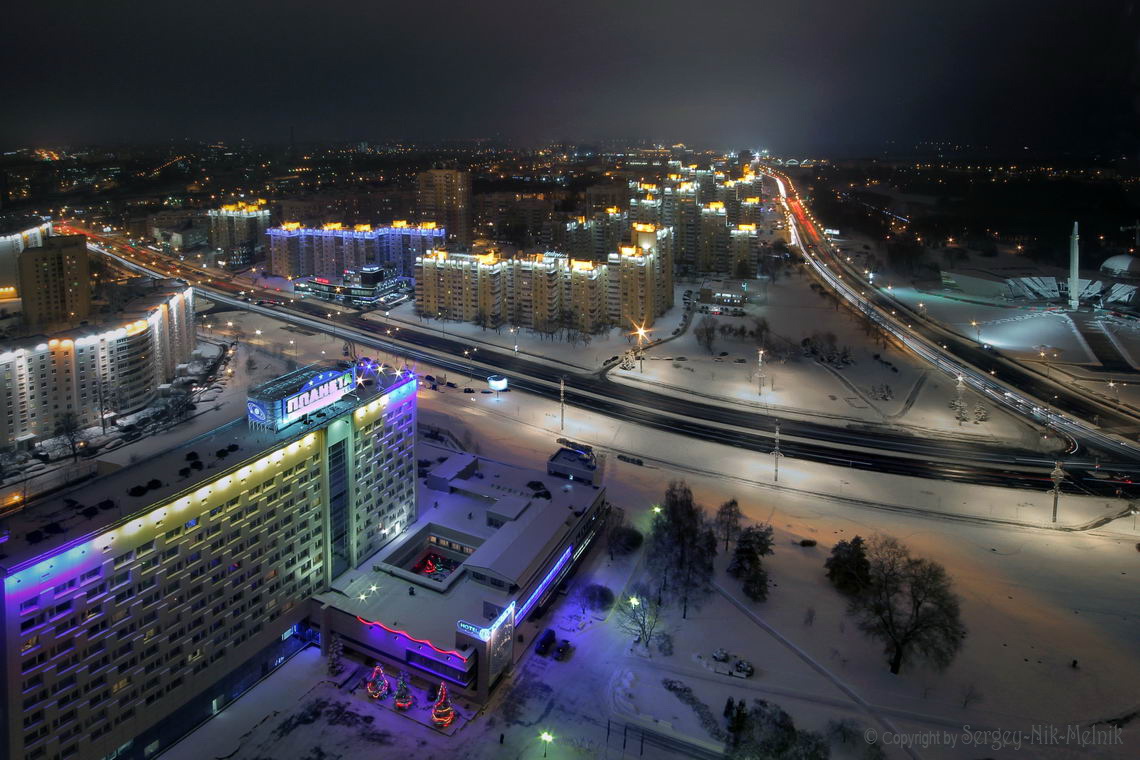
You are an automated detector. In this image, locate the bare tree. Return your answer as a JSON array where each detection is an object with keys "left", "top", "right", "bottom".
[
  {"left": 850, "top": 535, "right": 966, "bottom": 674},
  {"left": 714, "top": 498, "right": 743, "bottom": 552},
  {"left": 694, "top": 316, "right": 719, "bottom": 354},
  {"left": 615, "top": 584, "right": 663, "bottom": 654},
  {"left": 54, "top": 412, "right": 83, "bottom": 462}
]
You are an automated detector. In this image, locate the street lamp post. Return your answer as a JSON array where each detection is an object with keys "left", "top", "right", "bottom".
[
  {"left": 757, "top": 348, "right": 765, "bottom": 395},
  {"left": 635, "top": 326, "right": 649, "bottom": 372},
  {"left": 772, "top": 420, "right": 782, "bottom": 482},
  {"left": 540, "top": 731, "right": 553, "bottom": 758},
  {"left": 971, "top": 320, "right": 981, "bottom": 343},
  {"left": 1050, "top": 461, "right": 1065, "bottom": 523},
  {"left": 559, "top": 376, "right": 566, "bottom": 431}
]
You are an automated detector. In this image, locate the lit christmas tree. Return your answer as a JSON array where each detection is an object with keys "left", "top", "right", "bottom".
[
  {"left": 393, "top": 672, "right": 413, "bottom": 710},
  {"left": 431, "top": 681, "right": 455, "bottom": 727},
  {"left": 365, "top": 664, "right": 389, "bottom": 699}
]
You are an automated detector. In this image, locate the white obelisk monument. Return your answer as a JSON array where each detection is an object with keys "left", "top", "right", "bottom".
[{"left": 1068, "top": 221, "right": 1080, "bottom": 311}]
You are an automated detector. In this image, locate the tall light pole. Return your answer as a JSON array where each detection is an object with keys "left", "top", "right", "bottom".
[
  {"left": 559, "top": 376, "right": 566, "bottom": 431},
  {"left": 757, "top": 348, "right": 766, "bottom": 395},
  {"left": 1050, "top": 461, "right": 1065, "bottom": 523},
  {"left": 772, "top": 420, "right": 782, "bottom": 483},
  {"left": 971, "top": 320, "right": 981, "bottom": 343},
  {"left": 635, "top": 325, "right": 649, "bottom": 372}
]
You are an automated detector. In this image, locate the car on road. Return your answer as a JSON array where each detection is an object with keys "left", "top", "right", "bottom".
[
  {"left": 535, "top": 629, "right": 556, "bottom": 656},
  {"left": 554, "top": 639, "right": 572, "bottom": 660},
  {"left": 445, "top": 382, "right": 458, "bottom": 389},
  {"left": 463, "top": 387, "right": 475, "bottom": 393}
]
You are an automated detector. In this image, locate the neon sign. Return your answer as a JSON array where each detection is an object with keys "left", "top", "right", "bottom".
[
  {"left": 457, "top": 601, "right": 515, "bottom": 642},
  {"left": 282, "top": 368, "right": 355, "bottom": 423}
]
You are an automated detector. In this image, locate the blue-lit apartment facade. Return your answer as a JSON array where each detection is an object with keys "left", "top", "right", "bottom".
[
  {"left": 1, "top": 360, "right": 604, "bottom": 759},
  {"left": 267, "top": 221, "right": 444, "bottom": 280}
]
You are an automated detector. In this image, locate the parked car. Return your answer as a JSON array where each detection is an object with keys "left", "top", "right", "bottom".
[
  {"left": 445, "top": 381, "right": 458, "bottom": 389},
  {"left": 712, "top": 648, "right": 730, "bottom": 662},
  {"left": 554, "top": 639, "right": 572, "bottom": 660},
  {"left": 536, "top": 628, "right": 556, "bottom": 655},
  {"left": 734, "top": 659, "right": 755, "bottom": 677},
  {"left": 463, "top": 387, "right": 475, "bottom": 393}
]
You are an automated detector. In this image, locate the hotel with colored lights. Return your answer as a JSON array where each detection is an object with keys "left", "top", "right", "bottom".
[{"left": 1, "top": 360, "right": 604, "bottom": 759}]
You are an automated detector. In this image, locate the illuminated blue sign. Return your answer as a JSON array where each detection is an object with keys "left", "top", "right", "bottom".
[
  {"left": 457, "top": 601, "right": 515, "bottom": 642},
  {"left": 281, "top": 368, "right": 356, "bottom": 424},
  {"left": 247, "top": 400, "right": 269, "bottom": 424}
]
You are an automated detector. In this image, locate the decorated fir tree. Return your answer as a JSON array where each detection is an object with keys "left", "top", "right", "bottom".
[
  {"left": 393, "top": 671, "right": 413, "bottom": 710},
  {"left": 365, "top": 663, "right": 389, "bottom": 699},
  {"left": 431, "top": 681, "right": 455, "bottom": 727}
]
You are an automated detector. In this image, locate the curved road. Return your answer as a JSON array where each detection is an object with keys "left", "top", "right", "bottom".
[{"left": 64, "top": 225, "right": 1140, "bottom": 498}]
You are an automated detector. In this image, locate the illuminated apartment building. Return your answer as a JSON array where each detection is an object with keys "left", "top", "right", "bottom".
[
  {"left": 414, "top": 252, "right": 504, "bottom": 325},
  {"left": 267, "top": 221, "right": 444, "bottom": 280},
  {"left": 416, "top": 224, "right": 673, "bottom": 333},
  {"left": 607, "top": 224, "right": 674, "bottom": 329},
  {"left": 18, "top": 236, "right": 91, "bottom": 330},
  {"left": 0, "top": 218, "right": 52, "bottom": 299},
  {"left": 730, "top": 224, "right": 761, "bottom": 277},
  {"left": 208, "top": 200, "right": 271, "bottom": 270},
  {"left": 0, "top": 282, "right": 194, "bottom": 449},
  {"left": 0, "top": 363, "right": 417, "bottom": 760},
  {"left": 416, "top": 169, "right": 472, "bottom": 249},
  {"left": 698, "top": 202, "right": 731, "bottom": 274},
  {"left": 559, "top": 208, "right": 626, "bottom": 263}
]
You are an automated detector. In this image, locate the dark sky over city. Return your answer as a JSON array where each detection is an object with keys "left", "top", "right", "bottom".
[{"left": 2, "top": 0, "right": 1137, "bottom": 154}]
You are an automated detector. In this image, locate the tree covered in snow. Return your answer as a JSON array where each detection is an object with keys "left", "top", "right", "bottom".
[
  {"left": 326, "top": 633, "right": 344, "bottom": 676},
  {"left": 850, "top": 535, "right": 966, "bottom": 675},
  {"left": 728, "top": 523, "right": 774, "bottom": 602},
  {"left": 646, "top": 481, "right": 718, "bottom": 618},
  {"left": 728, "top": 698, "right": 829, "bottom": 759}
]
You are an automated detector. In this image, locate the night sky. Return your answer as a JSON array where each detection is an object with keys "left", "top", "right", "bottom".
[{"left": 2, "top": 0, "right": 1136, "bottom": 154}]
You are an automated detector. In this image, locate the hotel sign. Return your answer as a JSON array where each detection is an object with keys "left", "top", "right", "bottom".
[{"left": 282, "top": 369, "right": 355, "bottom": 422}]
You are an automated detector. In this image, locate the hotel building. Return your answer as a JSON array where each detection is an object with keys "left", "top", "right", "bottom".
[
  {"left": 0, "top": 361, "right": 605, "bottom": 759},
  {"left": 0, "top": 363, "right": 417, "bottom": 760}
]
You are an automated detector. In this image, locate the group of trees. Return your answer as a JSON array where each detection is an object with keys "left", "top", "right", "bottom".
[
  {"left": 694, "top": 316, "right": 774, "bottom": 355},
  {"left": 646, "top": 481, "right": 718, "bottom": 619},
  {"left": 825, "top": 535, "right": 966, "bottom": 675},
  {"left": 800, "top": 331, "right": 854, "bottom": 367}
]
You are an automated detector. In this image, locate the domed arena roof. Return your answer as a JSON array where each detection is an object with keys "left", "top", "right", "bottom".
[{"left": 1100, "top": 254, "right": 1140, "bottom": 277}]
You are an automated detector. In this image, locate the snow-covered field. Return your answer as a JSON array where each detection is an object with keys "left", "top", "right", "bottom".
[{"left": 611, "top": 271, "right": 1057, "bottom": 451}]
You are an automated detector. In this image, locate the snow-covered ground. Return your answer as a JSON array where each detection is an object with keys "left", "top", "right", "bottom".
[{"left": 610, "top": 270, "right": 1058, "bottom": 451}]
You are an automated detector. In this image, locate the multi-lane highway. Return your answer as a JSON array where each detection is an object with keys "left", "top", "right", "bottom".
[
  {"left": 59, "top": 223, "right": 1140, "bottom": 497},
  {"left": 764, "top": 168, "right": 1140, "bottom": 463}
]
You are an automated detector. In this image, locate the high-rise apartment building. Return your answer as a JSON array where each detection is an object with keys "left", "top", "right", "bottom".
[
  {"left": 415, "top": 224, "right": 673, "bottom": 332},
  {"left": 0, "top": 218, "right": 52, "bottom": 299},
  {"left": 0, "top": 364, "right": 417, "bottom": 760},
  {"left": 416, "top": 170, "right": 472, "bottom": 249},
  {"left": 17, "top": 235, "right": 91, "bottom": 329},
  {"left": 208, "top": 200, "right": 271, "bottom": 270},
  {"left": 267, "top": 221, "right": 444, "bottom": 280},
  {"left": 0, "top": 282, "right": 195, "bottom": 449}
]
